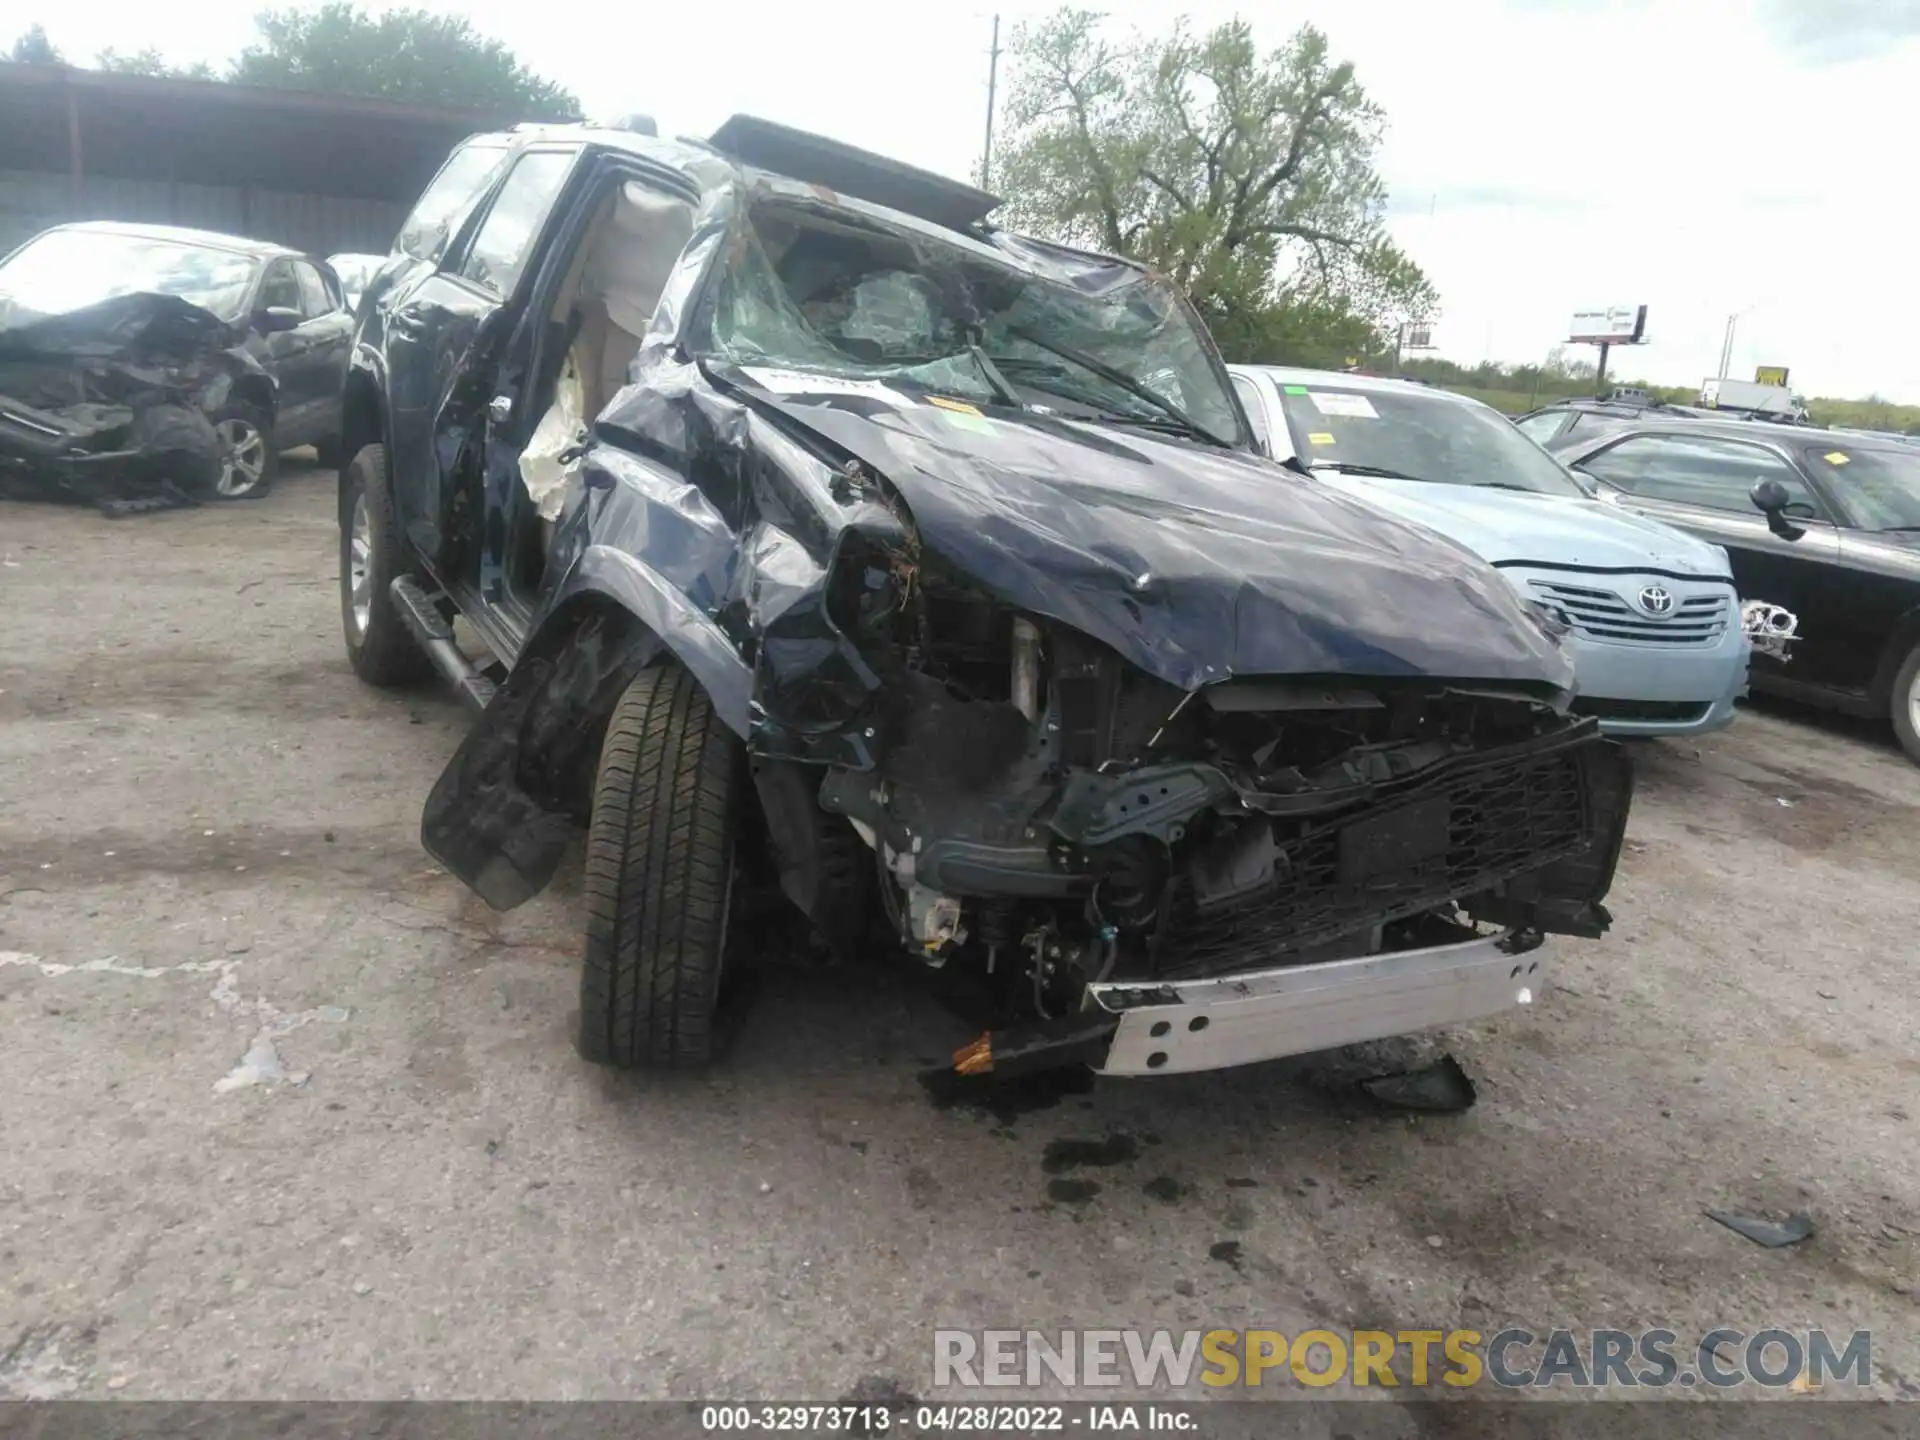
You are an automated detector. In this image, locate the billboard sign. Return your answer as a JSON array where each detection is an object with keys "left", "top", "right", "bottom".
[
  {"left": 1755, "top": 365, "right": 1789, "bottom": 387},
  {"left": 1402, "top": 323, "right": 1434, "bottom": 350},
  {"left": 1568, "top": 305, "right": 1647, "bottom": 344}
]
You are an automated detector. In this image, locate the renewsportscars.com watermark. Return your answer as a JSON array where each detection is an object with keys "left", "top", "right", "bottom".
[{"left": 933, "top": 1327, "right": 1873, "bottom": 1391}]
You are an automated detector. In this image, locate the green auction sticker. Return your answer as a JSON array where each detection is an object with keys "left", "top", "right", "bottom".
[{"left": 1283, "top": 385, "right": 1309, "bottom": 394}]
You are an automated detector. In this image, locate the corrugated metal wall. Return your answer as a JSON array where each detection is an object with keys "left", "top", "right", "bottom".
[{"left": 0, "top": 169, "right": 408, "bottom": 259}]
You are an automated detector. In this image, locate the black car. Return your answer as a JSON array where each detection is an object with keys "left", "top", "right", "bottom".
[
  {"left": 1512, "top": 393, "right": 1778, "bottom": 449},
  {"left": 337, "top": 116, "right": 1632, "bottom": 1079},
  {"left": 0, "top": 221, "right": 353, "bottom": 505},
  {"left": 1545, "top": 415, "right": 1920, "bottom": 760}
]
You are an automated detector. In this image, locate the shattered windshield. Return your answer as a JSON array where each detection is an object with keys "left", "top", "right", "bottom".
[
  {"left": 695, "top": 200, "right": 1246, "bottom": 447},
  {"left": 0, "top": 229, "right": 258, "bottom": 326}
]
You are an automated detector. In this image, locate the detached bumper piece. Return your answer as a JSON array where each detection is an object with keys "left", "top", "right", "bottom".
[{"left": 1091, "top": 927, "right": 1547, "bottom": 1077}]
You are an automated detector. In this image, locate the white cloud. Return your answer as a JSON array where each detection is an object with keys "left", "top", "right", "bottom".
[
  {"left": 1752, "top": 0, "right": 1920, "bottom": 65},
  {"left": 9, "top": 0, "right": 1913, "bottom": 399}
]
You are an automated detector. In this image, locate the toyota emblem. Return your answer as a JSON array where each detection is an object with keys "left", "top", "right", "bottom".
[{"left": 1637, "top": 585, "right": 1675, "bottom": 616}]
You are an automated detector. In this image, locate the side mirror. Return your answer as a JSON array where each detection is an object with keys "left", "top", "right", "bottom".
[
  {"left": 1750, "top": 478, "right": 1806, "bottom": 541},
  {"left": 256, "top": 306, "right": 302, "bottom": 334}
]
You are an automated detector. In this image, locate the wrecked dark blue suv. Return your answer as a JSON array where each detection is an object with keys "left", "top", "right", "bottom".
[{"left": 337, "top": 115, "right": 1633, "bottom": 1079}]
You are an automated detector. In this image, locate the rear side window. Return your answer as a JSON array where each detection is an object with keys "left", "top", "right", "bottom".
[
  {"left": 395, "top": 141, "right": 511, "bottom": 262},
  {"left": 257, "top": 261, "right": 301, "bottom": 312},
  {"left": 1513, "top": 411, "right": 1564, "bottom": 442},
  {"left": 457, "top": 150, "right": 576, "bottom": 299},
  {"left": 293, "top": 261, "right": 333, "bottom": 318}
]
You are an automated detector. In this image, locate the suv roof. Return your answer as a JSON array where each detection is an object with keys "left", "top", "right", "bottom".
[{"left": 469, "top": 113, "right": 1003, "bottom": 236}]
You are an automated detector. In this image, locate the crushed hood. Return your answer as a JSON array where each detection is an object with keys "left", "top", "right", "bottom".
[
  {"left": 719, "top": 370, "right": 1577, "bottom": 695},
  {"left": 1317, "top": 473, "right": 1732, "bottom": 578},
  {"left": 0, "top": 292, "right": 240, "bottom": 361}
]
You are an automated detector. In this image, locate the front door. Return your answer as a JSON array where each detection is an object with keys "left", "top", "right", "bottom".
[
  {"left": 290, "top": 259, "right": 354, "bottom": 448},
  {"left": 384, "top": 145, "right": 581, "bottom": 579},
  {"left": 253, "top": 260, "right": 323, "bottom": 436}
]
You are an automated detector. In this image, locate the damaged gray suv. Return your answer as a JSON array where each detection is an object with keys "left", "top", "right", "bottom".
[{"left": 337, "top": 115, "right": 1634, "bottom": 1080}]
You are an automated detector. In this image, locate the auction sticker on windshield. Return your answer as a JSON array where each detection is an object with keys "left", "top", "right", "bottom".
[
  {"left": 1307, "top": 392, "right": 1379, "bottom": 419},
  {"left": 927, "top": 395, "right": 995, "bottom": 434},
  {"left": 739, "top": 367, "right": 908, "bottom": 406}
]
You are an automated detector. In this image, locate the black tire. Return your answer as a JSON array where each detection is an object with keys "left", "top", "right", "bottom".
[
  {"left": 208, "top": 397, "right": 279, "bottom": 500},
  {"left": 339, "top": 444, "right": 432, "bottom": 687},
  {"left": 578, "top": 665, "right": 744, "bottom": 1069},
  {"left": 1891, "top": 642, "right": 1920, "bottom": 765},
  {"left": 315, "top": 436, "right": 343, "bottom": 471}
]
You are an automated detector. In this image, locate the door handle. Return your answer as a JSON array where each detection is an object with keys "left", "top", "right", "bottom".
[{"left": 488, "top": 395, "right": 513, "bottom": 424}]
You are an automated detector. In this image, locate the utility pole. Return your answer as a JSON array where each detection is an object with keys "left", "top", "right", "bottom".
[
  {"left": 981, "top": 14, "right": 1002, "bottom": 189},
  {"left": 1718, "top": 312, "right": 1738, "bottom": 380}
]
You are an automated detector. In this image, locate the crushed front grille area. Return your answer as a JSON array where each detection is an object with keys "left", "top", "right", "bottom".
[{"left": 1153, "top": 728, "right": 1596, "bottom": 980}]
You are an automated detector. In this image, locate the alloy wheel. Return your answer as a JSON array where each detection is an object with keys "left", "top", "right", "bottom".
[
  {"left": 214, "top": 419, "right": 267, "bottom": 497},
  {"left": 347, "top": 493, "right": 372, "bottom": 638}
]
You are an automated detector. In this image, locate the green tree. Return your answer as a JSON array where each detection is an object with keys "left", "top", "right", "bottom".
[
  {"left": 996, "top": 9, "right": 1435, "bottom": 362},
  {"left": 1207, "top": 290, "right": 1383, "bottom": 371},
  {"left": 8, "top": 24, "right": 63, "bottom": 63},
  {"left": 95, "top": 46, "right": 215, "bottom": 79},
  {"left": 229, "top": 3, "right": 580, "bottom": 117}
]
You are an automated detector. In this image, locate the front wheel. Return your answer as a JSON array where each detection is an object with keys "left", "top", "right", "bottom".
[
  {"left": 209, "top": 399, "right": 279, "bottom": 500},
  {"left": 577, "top": 665, "right": 747, "bottom": 1070},
  {"left": 1890, "top": 642, "right": 1920, "bottom": 764},
  {"left": 339, "top": 444, "right": 432, "bottom": 687}
]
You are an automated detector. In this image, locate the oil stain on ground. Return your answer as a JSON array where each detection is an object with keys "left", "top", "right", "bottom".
[
  {"left": 919, "top": 1065, "right": 1094, "bottom": 1125},
  {"left": 1041, "top": 1134, "right": 1138, "bottom": 1172},
  {"left": 1046, "top": 1178, "right": 1101, "bottom": 1204}
]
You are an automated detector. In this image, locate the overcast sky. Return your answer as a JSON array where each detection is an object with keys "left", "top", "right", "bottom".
[{"left": 11, "top": 0, "right": 1920, "bottom": 399}]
